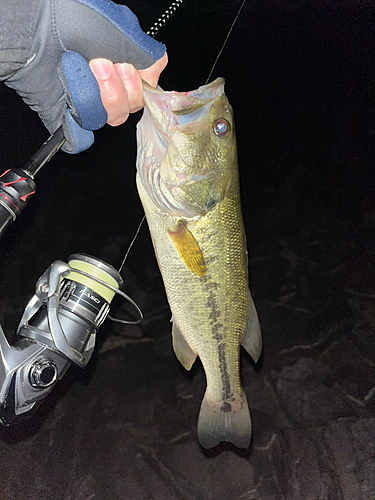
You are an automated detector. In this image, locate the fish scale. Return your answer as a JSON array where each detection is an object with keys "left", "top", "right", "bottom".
[{"left": 136, "top": 78, "right": 262, "bottom": 449}]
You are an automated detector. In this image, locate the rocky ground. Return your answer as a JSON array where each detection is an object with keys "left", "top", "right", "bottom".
[{"left": 0, "top": 1, "right": 374, "bottom": 499}]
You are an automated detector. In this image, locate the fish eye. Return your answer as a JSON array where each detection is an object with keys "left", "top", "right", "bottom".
[{"left": 213, "top": 119, "right": 230, "bottom": 137}]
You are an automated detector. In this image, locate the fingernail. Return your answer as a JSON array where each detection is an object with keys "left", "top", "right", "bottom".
[
  {"left": 115, "top": 63, "right": 135, "bottom": 80},
  {"left": 90, "top": 59, "right": 112, "bottom": 80}
]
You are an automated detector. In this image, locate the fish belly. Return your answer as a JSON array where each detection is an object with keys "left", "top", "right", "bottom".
[{"left": 137, "top": 174, "right": 260, "bottom": 448}]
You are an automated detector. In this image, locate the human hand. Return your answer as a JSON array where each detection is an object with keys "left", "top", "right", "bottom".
[
  {"left": 89, "top": 53, "right": 168, "bottom": 127},
  {"left": 3, "top": 0, "right": 166, "bottom": 154}
]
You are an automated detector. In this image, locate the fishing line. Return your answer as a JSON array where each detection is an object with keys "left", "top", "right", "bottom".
[
  {"left": 118, "top": 214, "right": 145, "bottom": 273},
  {"left": 205, "top": 0, "right": 247, "bottom": 85}
]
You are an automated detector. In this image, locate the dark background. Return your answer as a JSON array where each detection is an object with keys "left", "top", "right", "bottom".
[{"left": 0, "top": 1, "right": 374, "bottom": 499}]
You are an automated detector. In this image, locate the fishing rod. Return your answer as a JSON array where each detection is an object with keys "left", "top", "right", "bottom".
[{"left": 0, "top": 0, "right": 184, "bottom": 426}]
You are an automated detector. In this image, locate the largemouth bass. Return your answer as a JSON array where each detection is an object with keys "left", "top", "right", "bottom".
[{"left": 136, "top": 78, "right": 262, "bottom": 449}]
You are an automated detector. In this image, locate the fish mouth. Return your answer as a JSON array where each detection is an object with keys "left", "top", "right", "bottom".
[
  {"left": 142, "top": 77, "right": 225, "bottom": 114},
  {"left": 141, "top": 78, "right": 225, "bottom": 135}
]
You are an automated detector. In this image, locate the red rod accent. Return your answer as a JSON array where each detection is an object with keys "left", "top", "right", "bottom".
[
  {"left": 3, "top": 178, "right": 26, "bottom": 187},
  {"left": 20, "top": 191, "right": 35, "bottom": 202},
  {"left": 0, "top": 193, "right": 19, "bottom": 212}
]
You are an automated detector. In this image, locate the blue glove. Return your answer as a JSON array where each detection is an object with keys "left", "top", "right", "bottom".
[{"left": 4, "top": 0, "right": 165, "bottom": 153}]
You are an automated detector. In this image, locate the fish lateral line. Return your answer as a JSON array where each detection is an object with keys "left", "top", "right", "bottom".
[{"left": 205, "top": 283, "right": 234, "bottom": 403}]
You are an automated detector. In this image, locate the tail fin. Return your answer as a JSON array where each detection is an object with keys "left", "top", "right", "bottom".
[{"left": 197, "top": 392, "right": 252, "bottom": 449}]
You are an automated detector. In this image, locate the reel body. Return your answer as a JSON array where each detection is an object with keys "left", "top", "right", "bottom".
[{"left": 0, "top": 253, "right": 126, "bottom": 424}]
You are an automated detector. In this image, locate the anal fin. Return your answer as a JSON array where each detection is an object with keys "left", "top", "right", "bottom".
[
  {"left": 241, "top": 297, "right": 262, "bottom": 363},
  {"left": 172, "top": 321, "right": 197, "bottom": 370}
]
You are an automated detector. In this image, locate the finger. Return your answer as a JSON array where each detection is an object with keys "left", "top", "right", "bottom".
[
  {"left": 89, "top": 58, "right": 130, "bottom": 126},
  {"left": 138, "top": 53, "right": 168, "bottom": 88},
  {"left": 114, "top": 63, "right": 144, "bottom": 114}
]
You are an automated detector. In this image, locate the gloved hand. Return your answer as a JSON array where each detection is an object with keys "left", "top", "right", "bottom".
[{"left": 3, "top": 0, "right": 166, "bottom": 153}]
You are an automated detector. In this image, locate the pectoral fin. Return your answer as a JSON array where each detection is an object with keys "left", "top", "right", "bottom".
[
  {"left": 172, "top": 321, "right": 197, "bottom": 370},
  {"left": 168, "top": 220, "right": 207, "bottom": 277},
  {"left": 241, "top": 298, "right": 262, "bottom": 363}
]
